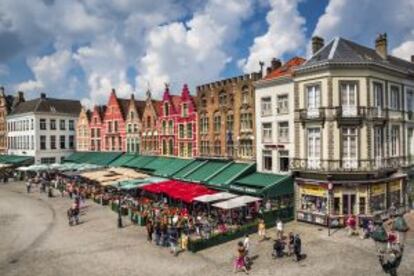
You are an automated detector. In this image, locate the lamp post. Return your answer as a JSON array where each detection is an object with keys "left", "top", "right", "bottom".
[
  {"left": 117, "top": 182, "right": 123, "bottom": 228},
  {"left": 370, "top": 211, "right": 409, "bottom": 276}
]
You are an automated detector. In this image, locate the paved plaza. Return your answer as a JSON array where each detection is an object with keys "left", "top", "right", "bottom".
[{"left": 0, "top": 182, "right": 413, "bottom": 276}]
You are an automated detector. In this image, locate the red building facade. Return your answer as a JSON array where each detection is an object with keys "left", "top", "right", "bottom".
[{"left": 159, "top": 84, "right": 198, "bottom": 158}]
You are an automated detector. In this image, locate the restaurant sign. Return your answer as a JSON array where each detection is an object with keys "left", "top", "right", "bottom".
[
  {"left": 389, "top": 180, "right": 401, "bottom": 192},
  {"left": 301, "top": 184, "right": 326, "bottom": 197},
  {"left": 371, "top": 183, "right": 386, "bottom": 196},
  {"left": 229, "top": 185, "right": 259, "bottom": 195}
]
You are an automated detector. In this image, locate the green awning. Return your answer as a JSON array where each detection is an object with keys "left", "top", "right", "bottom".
[
  {"left": 0, "top": 155, "right": 33, "bottom": 165},
  {"left": 229, "top": 172, "right": 293, "bottom": 197},
  {"left": 142, "top": 157, "right": 177, "bottom": 171},
  {"left": 64, "top": 152, "right": 122, "bottom": 166},
  {"left": 206, "top": 162, "right": 255, "bottom": 189},
  {"left": 153, "top": 159, "right": 195, "bottom": 177},
  {"left": 182, "top": 160, "right": 231, "bottom": 182},
  {"left": 109, "top": 154, "right": 138, "bottom": 167},
  {"left": 172, "top": 160, "right": 206, "bottom": 179},
  {"left": 125, "top": 155, "right": 156, "bottom": 169}
]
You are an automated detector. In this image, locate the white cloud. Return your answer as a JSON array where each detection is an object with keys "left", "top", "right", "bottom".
[
  {"left": 136, "top": 0, "right": 253, "bottom": 97},
  {"left": 392, "top": 41, "right": 414, "bottom": 61},
  {"left": 312, "top": 0, "right": 414, "bottom": 60},
  {"left": 240, "top": 0, "right": 306, "bottom": 73}
]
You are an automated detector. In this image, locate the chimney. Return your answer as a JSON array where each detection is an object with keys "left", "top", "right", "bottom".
[
  {"left": 270, "top": 58, "right": 282, "bottom": 70},
  {"left": 312, "top": 36, "right": 324, "bottom": 55},
  {"left": 375, "top": 33, "right": 388, "bottom": 59},
  {"left": 40, "top": 93, "right": 46, "bottom": 99},
  {"left": 411, "top": 55, "right": 414, "bottom": 63}
]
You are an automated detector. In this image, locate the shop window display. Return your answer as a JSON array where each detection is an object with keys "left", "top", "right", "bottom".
[{"left": 301, "top": 195, "right": 327, "bottom": 213}]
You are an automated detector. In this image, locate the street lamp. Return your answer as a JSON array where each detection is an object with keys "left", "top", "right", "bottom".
[
  {"left": 370, "top": 211, "right": 409, "bottom": 276},
  {"left": 117, "top": 182, "right": 123, "bottom": 228}
]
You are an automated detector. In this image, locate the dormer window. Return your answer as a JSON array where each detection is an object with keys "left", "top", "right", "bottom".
[
  {"left": 164, "top": 103, "right": 169, "bottom": 116},
  {"left": 182, "top": 103, "right": 188, "bottom": 117}
]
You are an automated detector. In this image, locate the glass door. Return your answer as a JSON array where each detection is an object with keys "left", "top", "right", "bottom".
[{"left": 342, "top": 194, "right": 356, "bottom": 216}]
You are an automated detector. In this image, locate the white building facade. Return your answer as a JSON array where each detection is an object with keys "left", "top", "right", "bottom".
[
  {"left": 255, "top": 58, "right": 305, "bottom": 174},
  {"left": 7, "top": 94, "right": 81, "bottom": 164}
]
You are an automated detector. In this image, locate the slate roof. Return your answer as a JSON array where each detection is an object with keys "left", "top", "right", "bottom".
[
  {"left": 9, "top": 97, "right": 81, "bottom": 116},
  {"left": 302, "top": 37, "right": 414, "bottom": 73}
]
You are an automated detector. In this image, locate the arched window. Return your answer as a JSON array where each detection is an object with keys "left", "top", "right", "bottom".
[
  {"left": 219, "top": 91, "right": 227, "bottom": 105},
  {"left": 168, "top": 120, "right": 174, "bottom": 134},
  {"left": 162, "top": 140, "right": 167, "bottom": 155},
  {"left": 164, "top": 103, "right": 169, "bottom": 116},
  {"left": 168, "top": 139, "right": 174, "bottom": 155},
  {"left": 214, "top": 114, "right": 221, "bottom": 133},
  {"left": 162, "top": 120, "right": 167, "bottom": 134}
]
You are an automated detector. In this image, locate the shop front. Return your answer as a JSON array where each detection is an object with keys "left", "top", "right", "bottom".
[{"left": 296, "top": 176, "right": 406, "bottom": 227}]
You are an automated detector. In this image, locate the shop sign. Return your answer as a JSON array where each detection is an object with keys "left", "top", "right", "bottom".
[
  {"left": 371, "top": 183, "right": 386, "bottom": 196},
  {"left": 301, "top": 184, "right": 327, "bottom": 197},
  {"left": 389, "top": 181, "right": 401, "bottom": 192},
  {"left": 230, "top": 185, "right": 258, "bottom": 195}
]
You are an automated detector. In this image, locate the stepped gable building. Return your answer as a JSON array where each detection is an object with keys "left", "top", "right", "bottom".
[
  {"left": 197, "top": 72, "right": 261, "bottom": 161},
  {"left": 7, "top": 93, "right": 81, "bottom": 164},
  {"left": 89, "top": 105, "right": 106, "bottom": 151},
  {"left": 254, "top": 57, "right": 306, "bottom": 174},
  {"left": 101, "top": 89, "right": 130, "bottom": 152},
  {"left": 125, "top": 94, "right": 145, "bottom": 154},
  {"left": 76, "top": 107, "right": 91, "bottom": 152},
  {"left": 0, "top": 87, "right": 25, "bottom": 153},
  {"left": 159, "top": 84, "right": 198, "bottom": 158},
  {"left": 291, "top": 34, "right": 414, "bottom": 226},
  {"left": 141, "top": 89, "right": 162, "bottom": 155}
]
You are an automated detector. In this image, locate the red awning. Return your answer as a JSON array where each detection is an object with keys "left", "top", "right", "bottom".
[{"left": 142, "top": 180, "right": 216, "bottom": 203}]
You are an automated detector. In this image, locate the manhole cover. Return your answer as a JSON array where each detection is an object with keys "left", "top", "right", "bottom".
[{"left": 9, "top": 259, "right": 18, "bottom": 264}]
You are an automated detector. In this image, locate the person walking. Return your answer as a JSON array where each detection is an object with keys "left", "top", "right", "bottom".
[
  {"left": 233, "top": 241, "right": 249, "bottom": 274},
  {"left": 243, "top": 234, "right": 250, "bottom": 265},
  {"left": 146, "top": 219, "right": 154, "bottom": 242},
  {"left": 288, "top": 232, "right": 295, "bottom": 256},
  {"left": 26, "top": 179, "right": 32, "bottom": 193},
  {"left": 276, "top": 218, "right": 284, "bottom": 239},
  {"left": 258, "top": 219, "right": 266, "bottom": 241},
  {"left": 293, "top": 234, "right": 302, "bottom": 262}
]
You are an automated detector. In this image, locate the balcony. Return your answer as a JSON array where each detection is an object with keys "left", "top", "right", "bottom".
[
  {"left": 335, "top": 106, "right": 364, "bottom": 125},
  {"left": 299, "top": 108, "right": 326, "bottom": 124},
  {"left": 290, "top": 157, "right": 405, "bottom": 173},
  {"left": 365, "top": 106, "right": 388, "bottom": 123}
]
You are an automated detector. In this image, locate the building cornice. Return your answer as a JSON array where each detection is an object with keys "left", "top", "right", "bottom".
[{"left": 254, "top": 76, "right": 293, "bottom": 88}]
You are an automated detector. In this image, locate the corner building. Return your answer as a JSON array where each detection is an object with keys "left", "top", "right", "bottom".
[{"left": 292, "top": 34, "right": 414, "bottom": 226}]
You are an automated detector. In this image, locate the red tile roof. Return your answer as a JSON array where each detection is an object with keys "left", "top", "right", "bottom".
[{"left": 264, "top": 57, "right": 306, "bottom": 80}]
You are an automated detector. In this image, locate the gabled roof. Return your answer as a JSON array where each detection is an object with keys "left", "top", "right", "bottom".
[
  {"left": 264, "top": 57, "right": 306, "bottom": 80},
  {"left": 10, "top": 96, "right": 81, "bottom": 116},
  {"left": 135, "top": 100, "right": 146, "bottom": 119},
  {"left": 117, "top": 98, "right": 130, "bottom": 120},
  {"left": 303, "top": 37, "right": 414, "bottom": 73},
  {"left": 152, "top": 100, "right": 163, "bottom": 116},
  {"left": 91, "top": 105, "right": 106, "bottom": 122}
]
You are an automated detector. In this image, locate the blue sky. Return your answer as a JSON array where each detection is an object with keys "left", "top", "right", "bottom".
[{"left": 0, "top": 0, "right": 413, "bottom": 106}]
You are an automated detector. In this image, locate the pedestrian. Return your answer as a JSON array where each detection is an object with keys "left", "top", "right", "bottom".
[
  {"left": 258, "top": 219, "right": 266, "bottom": 241},
  {"left": 288, "top": 232, "right": 294, "bottom": 256},
  {"left": 293, "top": 234, "right": 302, "bottom": 262},
  {"left": 26, "top": 179, "right": 32, "bottom": 193},
  {"left": 146, "top": 219, "right": 154, "bottom": 242},
  {"left": 346, "top": 215, "right": 357, "bottom": 236},
  {"left": 180, "top": 232, "right": 188, "bottom": 251},
  {"left": 233, "top": 241, "right": 249, "bottom": 274},
  {"left": 276, "top": 218, "right": 284, "bottom": 239},
  {"left": 154, "top": 222, "right": 161, "bottom": 246},
  {"left": 243, "top": 234, "right": 250, "bottom": 265},
  {"left": 169, "top": 226, "right": 178, "bottom": 256}
]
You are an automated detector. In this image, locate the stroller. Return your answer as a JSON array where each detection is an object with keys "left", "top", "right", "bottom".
[{"left": 67, "top": 207, "right": 80, "bottom": 226}]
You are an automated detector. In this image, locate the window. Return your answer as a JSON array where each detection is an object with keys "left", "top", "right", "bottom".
[
  {"left": 201, "top": 95, "right": 207, "bottom": 108},
  {"left": 127, "top": 124, "right": 132, "bottom": 133},
  {"left": 164, "top": 103, "right": 169, "bottom": 116},
  {"left": 108, "top": 121, "right": 112, "bottom": 133},
  {"left": 241, "top": 86, "right": 249, "bottom": 104},
  {"left": 306, "top": 85, "right": 320, "bottom": 115},
  {"left": 214, "top": 115, "right": 221, "bottom": 133},
  {"left": 262, "top": 123, "right": 272, "bottom": 143},
  {"left": 168, "top": 120, "right": 173, "bottom": 134},
  {"left": 391, "top": 126, "right": 400, "bottom": 156},
  {"left": 60, "top": 135, "right": 65, "bottom": 149},
  {"left": 50, "top": 135, "right": 56, "bottom": 149},
  {"left": 179, "top": 142, "right": 184, "bottom": 157},
  {"left": 374, "top": 127, "right": 384, "bottom": 167},
  {"left": 407, "top": 89, "right": 414, "bottom": 114},
  {"left": 307, "top": 128, "right": 321, "bottom": 168},
  {"left": 39, "top": 119, "right": 46, "bottom": 130},
  {"left": 342, "top": 127, "right": 358, "bottom": 168},
  {"left": 182, "top": 103, "right": 188, "bottom": 117},
  {"left": 133, "top": 124, "right": 138, "bottom": 133},
  {"left": 279, "top": 150, "right": 289, "bottom": 172},
  {"left": 114, "top": 121, "right": 118, "bottom": 132},
  {"left": 179, "top": 124, "right": 185, "bottom": 139},
  {"left": 187, "top": 142, "right": 192, "bottom": 157},
  {"left": 97, "top": 128, "right": 101, "bottom": 137},
  {"left": 239, "top": 139, "right": 253, "bottom": 157},
  {"left": 263, "top": 150, "right": 272, "bottom": 171},
  {"left": 40, "top": 135, "right": 46, "bottom": 150},
  {"left": 31, "top": 136, "right": 34, "bottom": 150},
  {"left": 60, "top": 119, "right": 65, "bottom": 130},
  {"left": 219, "top": 91, "right": 227, "bottom": 105},
  {"left": 240, "top": 113, "right": 252, "bottom": 131},
  {"left": 201, "top": 141, "right": 209, "bottom": 155},
  {"left": 162, "top": 140, "right": 167, "bottom": 155},
  {"left": 278, "top": 122, "right": 289, "bottom": 142},
  {"left": 69, "top": 120, "right": 75, "bottom": 130},
  {"left": 261, "top": 97, "right": 272, "bottom": 116},
  {"left": 226, "top": 114, "right": 234, "bottom": 132},
  {"left": 186, "top": 123, "right": 192, "bottom": 139},
  {"left": 277, "top": 95, "right": 288, "bottom": 114},
  {"left": 214, "top": 140, "right": 221, "bottom": 156},
  {"left": 69, "top": 135, "right": 74, "bottom": 149},
  {"left": 341, "top": 82, "right": 357, "bottom": 116},
  {"left": 200, "top": 116, "right": 209, "bottom": 134},
  {"left": 168, "top": 139, "right": 173, "bottom": 155},
  {"left": 162, "top": 121, "right": 167, "bottom": 134},
  {"left": 40, "top": 157, "right": 56, "bottom": 165},
  {"left": 373, "top": 82, "right": 384, "bottom": 108},
  {"left": 390, "top": 86, "right": 400, "bottom": 110}
]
